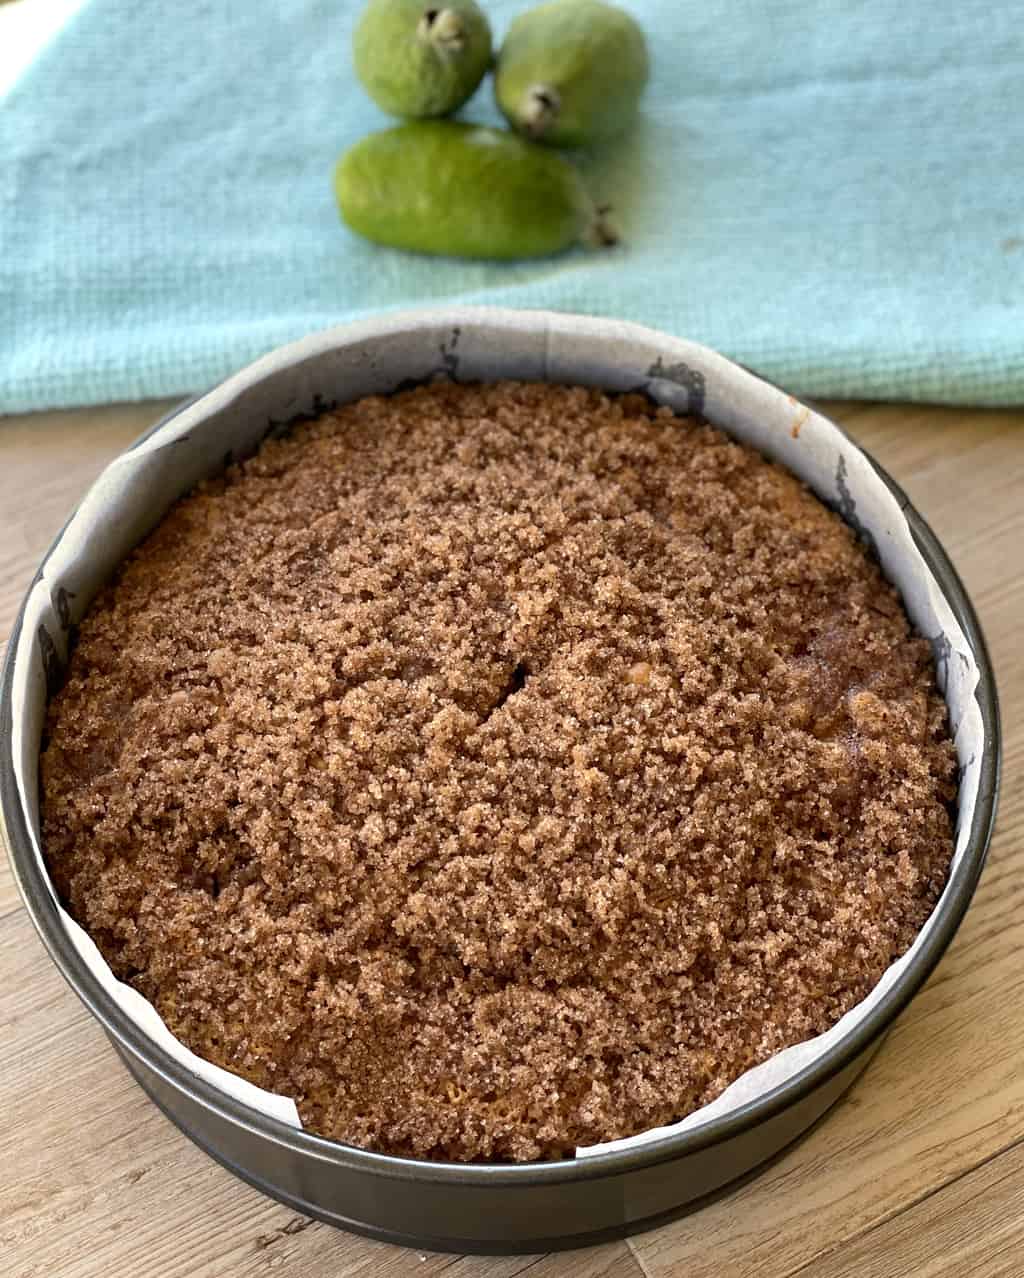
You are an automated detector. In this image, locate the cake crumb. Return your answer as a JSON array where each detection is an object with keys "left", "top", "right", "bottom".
[{"left": 41, "top": 381, "right": 957, "bottom": 1162}]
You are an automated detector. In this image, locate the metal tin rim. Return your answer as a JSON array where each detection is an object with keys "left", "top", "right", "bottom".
[{"left": 0, "top": 309, "right": 1001, "bottom": 1190}]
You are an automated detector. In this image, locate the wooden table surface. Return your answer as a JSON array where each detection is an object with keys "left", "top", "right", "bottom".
[{"left": 1, "top": 398, "right": 1022, "bottom": 1278}]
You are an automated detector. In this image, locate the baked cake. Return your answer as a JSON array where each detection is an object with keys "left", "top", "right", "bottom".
[{"left": 41, "top": 382, "right": 956, "bottom": 1161}]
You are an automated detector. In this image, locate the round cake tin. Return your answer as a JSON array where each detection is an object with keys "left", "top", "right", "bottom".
[{"left": 0, "top": 309, "right": 1000, "bottom": 1253}]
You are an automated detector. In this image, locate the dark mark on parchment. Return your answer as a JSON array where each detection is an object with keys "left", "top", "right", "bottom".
[
  {"left": 38, "top": 625, "right": 64, "bottom": 698},
  {"left": 55, "top": 586, "right": 76, "bottom": 631},
  {"left": 834, "top": 455, "right": 880, "bottom": 564},
  {"left": 929, "top": 630, "right": 953, "bottom": 695},
  {"left": 440, "top": 325, "right": 461, "bottom": 377},
  {"left": 645, "top": 357, "right": 706, "bottom": 418},
  {"left": 391, "top": 326, "right": 464, "bottom": 395},
  {"left": 257, "top": 394, "right": 339, "bottom": 451},
  {"left": 390, "top": 375, "right": 428, "bottom": 394}
]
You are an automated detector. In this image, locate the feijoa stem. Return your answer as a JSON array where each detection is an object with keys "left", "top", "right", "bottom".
[
  {"left": 583, "top": 204, "right": 619, "bottom": 248},
  {"left": 521, "top": 84, "right": 561, "bottom": 137},
  {"left": 419, "top": 8, "right": 465, "bottom": 54}
]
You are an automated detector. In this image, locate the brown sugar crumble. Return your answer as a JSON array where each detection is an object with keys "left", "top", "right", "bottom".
[{"left": 41, "top": 381, "right": 957, "bottom": 1162}]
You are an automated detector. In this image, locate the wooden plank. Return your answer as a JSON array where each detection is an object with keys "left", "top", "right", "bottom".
[
  {"left": 450, "top": 1247, "right": 645, "bottom": 1278},
  {"left": 0, "top": 401, "right": 174, "bottom": 641},
  {"left": 796, "top": 1141, "right": 1024, "bottom": 1278},
  {"left": 0, "top": 404, "right": 173, "bottom": 922}
]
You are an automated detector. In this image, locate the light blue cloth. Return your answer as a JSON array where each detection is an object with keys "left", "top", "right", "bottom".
[{"left": 2, "top": 0, "right": 1023, "bottom": 413}]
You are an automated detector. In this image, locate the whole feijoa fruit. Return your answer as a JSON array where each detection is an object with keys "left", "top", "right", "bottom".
[
  {"left": 354, "top": 0, "right": 492, "bottom": 119},
  {"left": 495, "top": 0, "right": 649, "bottom": 147},
  {"left": 334, "top": 121, "right": 615, "bottom": 259}
]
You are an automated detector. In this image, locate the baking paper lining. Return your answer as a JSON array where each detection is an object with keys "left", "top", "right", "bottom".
[{"left": 9, "top": 310, "right": 983, "bottom": 1153}]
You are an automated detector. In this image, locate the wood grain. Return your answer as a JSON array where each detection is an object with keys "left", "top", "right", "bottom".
[
  {"left": 0, "top": 403, "right": 174, "bottom": 922},
  {"left": 795, "top": 1141, "right": 1024, "bottom": 1278},
  {"left": 0, "top": 397, "right": 1020, "bottom": 1278},
  {"left": 0, "top": 401, "right": 176, "bottom": 636}
]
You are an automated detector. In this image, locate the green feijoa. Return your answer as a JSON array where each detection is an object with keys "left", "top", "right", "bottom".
[
  {"left": 334, "top": 122, "right": 614, "bottom": 260},
  {"left": 353, "top": 0, "right": 492, "bottom": 119},
  {"left": 495, "top": 0, "right": 649, "bottom": 148}
]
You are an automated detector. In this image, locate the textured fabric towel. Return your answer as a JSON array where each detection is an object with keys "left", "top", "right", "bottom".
[{"left": 1, "top": 0, "right": 1022, "bottom": 412}]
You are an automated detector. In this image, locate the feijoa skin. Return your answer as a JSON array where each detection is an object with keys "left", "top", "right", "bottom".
[
  {"left": 495, "top": 0, "right": 649, "bottom": 148},
  {"left": 335, "top": 122, "right": 610, "bottom": 260},
  {"left": 354, "top": 0, "right": 492, "bottom": 119}
]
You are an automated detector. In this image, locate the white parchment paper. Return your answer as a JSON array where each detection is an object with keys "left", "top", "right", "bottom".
[{"left": 9, "top": 310, "right": 984, "bottom": 1152}]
